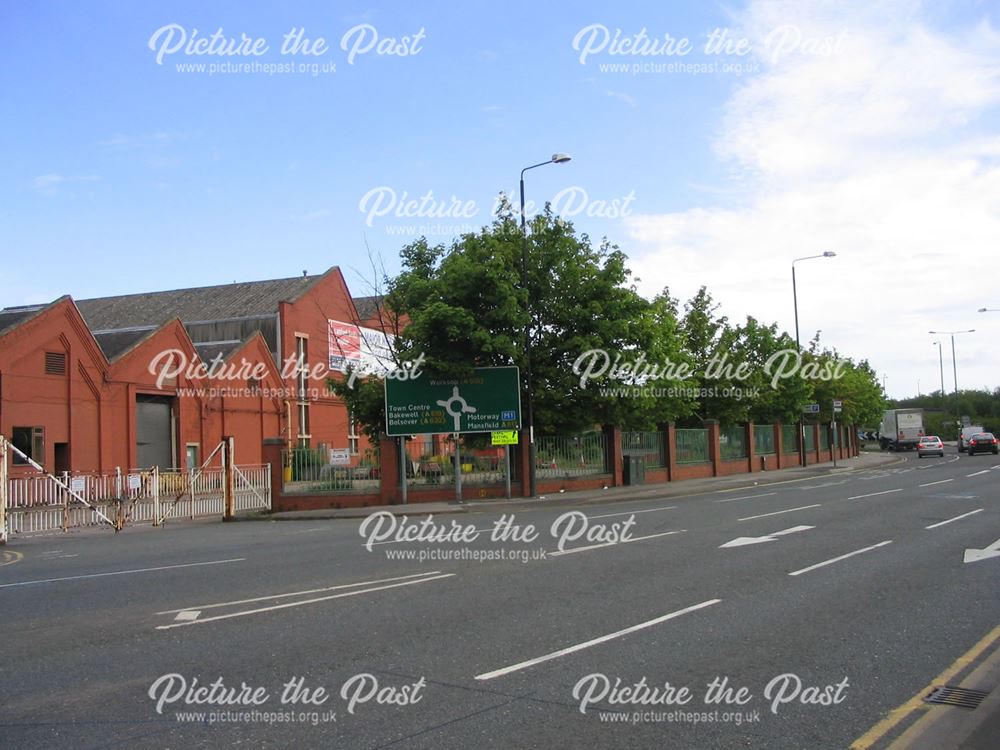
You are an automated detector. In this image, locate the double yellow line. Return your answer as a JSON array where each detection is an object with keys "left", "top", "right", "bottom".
[{"left": 851, "top": 621, "right": 1000, "bottom": 748}]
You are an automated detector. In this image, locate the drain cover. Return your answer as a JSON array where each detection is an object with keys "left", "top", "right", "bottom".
[{"left": 923, "top": 685, "right": 990, "bottom": 710}]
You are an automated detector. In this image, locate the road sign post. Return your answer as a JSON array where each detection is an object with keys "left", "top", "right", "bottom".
[
  {"left": 492, "top": 431, "right": 518, "bottom": 500},
  {"left": 385, "top": 367, "right": 521, "bottom": 436},
  {"left": 386, "top": 367, "right": 521, "bottom": 502}
]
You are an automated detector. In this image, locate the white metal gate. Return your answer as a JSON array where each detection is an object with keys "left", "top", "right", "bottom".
[{"left": 0, "top": 437, "right": 271, "bottom": 541}]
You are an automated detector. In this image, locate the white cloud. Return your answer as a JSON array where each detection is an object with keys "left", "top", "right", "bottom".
[
  {"left": 31, "top": 174, "right": 101, "bottom": 191},
  {"left": 626, "top": 1, "right": 1000, "bottom": 398},
  {"left": 605, "top": 89, "right": 638, "bottom": 107}
]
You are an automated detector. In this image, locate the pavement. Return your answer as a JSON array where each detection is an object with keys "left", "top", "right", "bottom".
[{"left": 265, "top": 449, "right": 905, "bottom": 521}]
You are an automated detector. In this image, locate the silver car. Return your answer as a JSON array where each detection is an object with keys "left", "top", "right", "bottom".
[{"left": 917, "top": 436, "right": 945, "bottom": 458}]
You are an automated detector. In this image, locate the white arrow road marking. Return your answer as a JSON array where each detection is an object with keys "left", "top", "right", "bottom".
[
  {"left": 156, "top": 573, "right": 455, "bottom": 630},
  {"left": 926, "top": 509, "right": 983, "bottom": 530},
  {"left": 720, "top": 525, "right": 814, "bottom": 548},
  {"left": 174, "top": 610, "right": 202, "bottom": 622},
  {"left": 964, "top": 537, "right": 1000, "bottom": 564}
]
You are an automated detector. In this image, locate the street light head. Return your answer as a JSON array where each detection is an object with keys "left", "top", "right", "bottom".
[
  {"left": 978, "top": 307, "right": 988, "bottom": 312},
  {"left": 822, "top": 251, "right": 836, "bottom": 257},
  {"left": 551, "top": 153, "right": 572, "bottom": 164}
]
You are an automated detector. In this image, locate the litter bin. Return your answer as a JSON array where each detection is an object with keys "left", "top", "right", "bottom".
[{"left": 623, "top": 455, "right": 645, "bottom": 486}]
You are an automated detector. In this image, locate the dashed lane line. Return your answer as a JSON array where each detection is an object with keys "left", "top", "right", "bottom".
[
  {"left": 474, "top": 599, "right": 722, "bottom": 681},
  {"left": 738, "top": 504, "right": 821, "bottom": 522},
  {"left": 848, "top": 489, "right": 903, "bottom": 500},
  {"left": 788, "top": 541, "right": 893, "bottom": 576},
  {"left": 926, "top": 509, "right": 984, "bottom": 530}
]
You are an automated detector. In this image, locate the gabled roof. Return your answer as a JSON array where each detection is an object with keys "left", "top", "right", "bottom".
[
  {"left": 194, "top": 340, "right": 244, "bottom": 364},
  {"left": 76, "top": 272, "right": 332, "bottom": 331},
  {"left": 92, "top": 327, "right": 158, "bottom": 361},
  {"left": 352, "top": 295, "right": 383, "bottom": 322},
  {"left": 0, "top": 299, "right": 63, "bottom": 338}
]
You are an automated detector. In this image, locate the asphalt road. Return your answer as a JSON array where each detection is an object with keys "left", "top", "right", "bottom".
[{"left": 1, "top": 452, "right": 998, "bottom": 749}]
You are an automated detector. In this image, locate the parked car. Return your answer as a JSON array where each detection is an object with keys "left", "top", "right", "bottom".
[
  {"left": 916, "top": 436, "right": 945, "bottom": 458},
  {"left": 966, "top": 432, "right": 999, "bottom": 456}
]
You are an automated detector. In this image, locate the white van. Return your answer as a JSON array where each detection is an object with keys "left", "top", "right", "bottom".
[{"left": 959, "top": 425, "right": 985, "bottom": 452}]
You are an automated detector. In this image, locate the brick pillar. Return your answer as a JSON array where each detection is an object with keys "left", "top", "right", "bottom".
[
  {"left": 747, "top": 421, "right": 757, "bottom": 473},
  {"left": 660, "top": 422, "right": 675, "bottom": 482},
  {"left": 379, "top": 434, "right": 399, "bottom": 505},
  {"left": 604, "top": 424, "right": 623, "bottom": 486},
  {"left": 774, "top": 422, "right": 784, "bottom": 469},
  {"left": 262, "top": 438, "right": 284, "bottom": 511},
  {"left": 704, "top": 419, "right": 721, "bottom": 477}
]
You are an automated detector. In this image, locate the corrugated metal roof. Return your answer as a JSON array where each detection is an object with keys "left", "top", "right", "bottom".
[{"left": 76, "top": 274, "right": 326, "bottom": 331}]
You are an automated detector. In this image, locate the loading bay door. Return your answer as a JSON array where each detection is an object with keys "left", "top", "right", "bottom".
[{"left": 136, "top": 395, "right": 175, "bottom": 469}]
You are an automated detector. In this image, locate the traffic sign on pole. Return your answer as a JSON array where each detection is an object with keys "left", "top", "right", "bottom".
[{"left": 385, "top": 366, "right": 521, "bottom": 436}]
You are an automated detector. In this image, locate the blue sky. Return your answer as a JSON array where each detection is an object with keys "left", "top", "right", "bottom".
[{"left": 3, "top": 1, "right": 999, "bottom": 396}]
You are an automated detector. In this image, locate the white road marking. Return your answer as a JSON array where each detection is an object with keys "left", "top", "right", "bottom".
[
  {"left": 156, "top": 573, "right": 455, "bottom": 630},
  {"left": 966, "top": 470, "right": 990, "bottom": 477},
  {"left": 156, "top": 571, "right": 446, "bottom": 614},
  {"left": 919, "top": 479, "right": 954, "bottom": 488},
  {"left": 174, "top": 610, "right": 201, "bottom": 622},
  {"left": 549, "top": 530, "right": 684, "bottom": 557},
  {"left": 587, "top": 506, "right": 677, "bottom": 519},
  {"left": 964, "top": 537, "right": 1000, "bottom": 564},
  {"left": 738, "top": 505, "right": 821, "bottom": 522},
  {"left": 799, "top": 481, "right": 849, "bottom": 489},
  {"left": 849, "top": 489, "right": 903, "bottom": 500},
  {"left": 474, "top": 599, "right": 722, "bottom": 680},
  {"left": 926, "top": 509, "right": 984, "bottom": 530},
  {"left": 368, "top": 527, "right": 494, "bottom": 546},
  {"left": 713, "top": 492, "right": 777, "bottom": 504},
  {"left": 292, "top": 527, "right": 327, "bottom": 534},
  {"left": 0, "top": 558, "right": 246, "bottom": 589},
  {"left": 788, "top": 541, "right": 893, "bottom": 576},
  {"left": 719, "top": 525, "right": 814, "bottom": 548}
]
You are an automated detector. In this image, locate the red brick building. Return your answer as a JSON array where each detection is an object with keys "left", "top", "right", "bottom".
[{"left": 0, "top": 267, "right": 382, "bottom": 475}]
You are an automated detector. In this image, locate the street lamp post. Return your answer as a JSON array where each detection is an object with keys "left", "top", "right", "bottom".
[
  {"left": 520, "top": 153, "right": 571, "bottom": 497},
  {"left": 792, "top": 251, "right": 836, "bottom": 349},
  {"left": 932, "top": 341, "right": 945, "bottom": 398},
  {"left": 979, "top": 307, "right": 1000, "bottom": 313},
  {"left": 929, "top": 329, "right": 975, "bottom": 395},
  {"left": 791, "top": 251, "right": 836, "bottom": 466}
]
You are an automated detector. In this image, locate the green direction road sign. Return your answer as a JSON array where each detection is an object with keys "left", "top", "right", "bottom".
[{"left": 385, "top": 366, "right": 521, "bottom": 436}]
